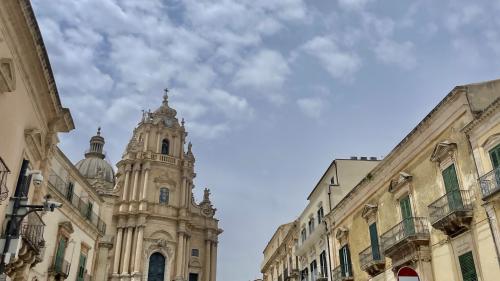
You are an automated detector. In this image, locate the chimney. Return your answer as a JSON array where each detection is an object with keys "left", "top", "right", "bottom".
[
  {"left": 360, "top": 156, "right": 368, "bottom": 160},
  {"left": 350, "top": 156, "right": 357, "bottom": 160},
  {"left": 370, "top": 157, "right": 377, "bottom": 160}
]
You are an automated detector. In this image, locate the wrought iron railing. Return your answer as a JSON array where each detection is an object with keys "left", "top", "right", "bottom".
[
  {"left": 359, "top": 244, "right": 384, "bottom": 269},
  {"left": 0, "top": 157, "right": 10, "bottom": 201},
  {"left": 48, "top": 174, "right": 106, "bottom": 234},
  {"left": 428, "top": 189, "right": 473, "bottom": 224},
  {"left": 20, "top": 212, "right": 45, "bottom": 253},
  {"left": 380, "top": 217, "right": 429, "bottom": 252},
  {"left": 480, "top": 167, "right": 500, "bottom": 199},
  {"left": 50, "top": 257, "right": 71, "bottom": 278}
]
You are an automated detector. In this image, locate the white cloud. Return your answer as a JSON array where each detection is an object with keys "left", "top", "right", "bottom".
[
  {"left": 301, "top": 36, "right": 361, "bottom": 80},
  {"left": 297, "top": 97, "right": 326, "bottom": 119},
  {"left": 187, "top": 122, "right": 230, "bottom": 139},
  {"left": 374, "top": 39, "right": 417, "bottom": 70},
  {"left": 445, "top": 4, "right": 484, "bottom": 33},
  {"left": 338, "top": 0, "right": 373, "bottom": 10},
  {"left": 233, "top": 49, "right": 291, "bottom": 102}
]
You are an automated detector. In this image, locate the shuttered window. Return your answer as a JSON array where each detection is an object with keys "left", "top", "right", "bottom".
[
  {"left": 77, "top": 253, "right": 87, "bottom": 281},
  {"left": 442, "top": 164, "right": 460, "bottom": 193},
  {"left": 369, "top": 223, "right": 380, "bottom": 260},
  {"left": 459, "top": 251, "right": 477, "bottom": 281},
  {"left": 490, "top": 144, "right": 500, "bottom": 169},
  {"left": 339, "top": 245, "right": 352, "bottom": 277}
]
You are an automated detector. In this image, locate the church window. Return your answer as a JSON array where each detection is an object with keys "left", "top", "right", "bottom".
[
  {"left": 161, "top": 139, "right": 169, "bottom": 155},
  {"left": 191, "top": 249, "right": 199, "bottom": 257},
  {"left": 159, "top": 188, "right": 169, "bottom": 204}
]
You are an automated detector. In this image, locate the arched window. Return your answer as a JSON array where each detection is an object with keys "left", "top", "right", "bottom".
[
  {"left": 148, "top": 253, "right": 166, "bottom": 281},
  {"left": 159, "top": 188, "right": 169, "bottom": 204},
  {"left": 161, "top": 139, "right": 169, "bottom": 155}
]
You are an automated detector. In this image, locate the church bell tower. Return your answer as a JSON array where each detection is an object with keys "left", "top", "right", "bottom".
[{"left": 110, "top": 90, "right": 222, "bottom": 281}]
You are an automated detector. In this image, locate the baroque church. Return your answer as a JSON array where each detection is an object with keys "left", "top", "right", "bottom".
[{"left": 73, "top": 91, "right": 222, "bottom": 281}]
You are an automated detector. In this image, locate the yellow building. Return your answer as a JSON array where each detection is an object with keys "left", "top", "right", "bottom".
[
  {"left": 325, "top": 79, "right": 500, "bottom": 281},
  {"left": 261, "top": 222, "right": 299, "bottom": 281}
]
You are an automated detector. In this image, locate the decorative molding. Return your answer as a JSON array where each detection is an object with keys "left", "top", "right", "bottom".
[
  {"left": 388, "top": 172, "right": 412, "bottom": 193},
  {"left": 430, "top": 140, "right": 457, "bottom": 163},
  {"left": 0, "top": 58, "right": 15, "bottom": 93},
  {"left": 361, "top": 204, "right": 378, "bottom": 224},
  {"left": 335, "top": 227, "right": 349, "bottom": 246}
]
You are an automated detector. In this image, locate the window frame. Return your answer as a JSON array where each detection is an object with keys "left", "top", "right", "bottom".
[{"left": 159, "top": 187, "right": 169, "bottom": 205}]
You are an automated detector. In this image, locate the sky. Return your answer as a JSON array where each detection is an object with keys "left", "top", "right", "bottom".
[{"left": 31, "top": 0, "right": 500, "bottom": 280}]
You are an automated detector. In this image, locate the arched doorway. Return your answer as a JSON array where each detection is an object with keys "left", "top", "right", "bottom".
[
  {"left": 148, "top": 253, "right": 166, "bottom": 281},
  {"left": 397, "top": 267, "right": 420, "bottom": 281}
]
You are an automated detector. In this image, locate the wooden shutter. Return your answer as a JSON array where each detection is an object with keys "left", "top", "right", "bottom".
[
  {"left": 339, "top": 248, "right": 345, "bottom": 277},
  {"left": 55, "top": 238, "right": 66, "bottom": 269},
  {"left": 490, "top": 144, "right": 500, "bottom": 169},
  {"left": 369, "top": 223, "right": 380, "bottom": 260},
  {"left": 459, "top": 251, "right": 477, "bottom": 281},
  {"left": 399, "top": 196, "right": 412, "bottom": 219},
  {"left": 442, "top": 164, "right": 460, "bottom": 193},
  {"left": 77, "top": 253, "right": 87, "bottom": 280}
]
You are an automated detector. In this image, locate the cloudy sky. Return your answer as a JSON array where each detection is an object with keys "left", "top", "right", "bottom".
[{"left": 31, "top": 0, "right": 500, "bottom": 280}]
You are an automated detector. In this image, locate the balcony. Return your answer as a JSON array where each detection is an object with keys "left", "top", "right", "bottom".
[
  {"left": 359, "top": 245, "right": 385, "bottom": 277},
  {"left": 294, "top": 225, "right": 325, "bottom": 256},
  {"left": 428, "top": 189, "right": 473, "bottom": 236},
  {"left": 20, "top": 214, "right": 45, "bottom": 254},
  {"left": 49, "top": 258, "right": 71, "bottom": 280},
  {"left": 480, "top": 167, "right": 500, "bottom": 200},
  {"left": 315, "top": 271, "right": 328, "bottom": 281},
  {"left": 48, "top": 174, "right": 106, "bottom": 234},
  {"left": 332, "top": 266, "right": 353, "bottom": 281},
  {"left": 380, "top": 217, "right": 430, "bottom": 270}
]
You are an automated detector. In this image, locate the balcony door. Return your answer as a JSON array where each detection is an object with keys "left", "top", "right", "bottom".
[
  {"left": 442, "top": 164, "right": 463, "bottom": 210},
  {"left": 489, "top": 144, "right": 500, "bottom": 186},
  {"left": 400, "top": 195, "right": 414, "bottom": 235}
]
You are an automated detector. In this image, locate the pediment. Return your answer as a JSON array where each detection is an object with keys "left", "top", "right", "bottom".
[
  {"left": 335, "top": 227, "right": 349, "bottom": 241},
  {"left": 59, "top": 221, "right": 74, "bottom": 235},
  {"left": 361, "top": 204, "right": 378, "bottom": 221},
  {"left": 482, "top": 133, "right": 500, "bottom": 151},
  {"left": 0, "top": 58, "right": 15, "bottom": 93},
  {"left": 388, "top": 172, "right": 413, "bottom": 193},
  {"left": 430, "top": 140, "right": 457, "bottom": 162}
]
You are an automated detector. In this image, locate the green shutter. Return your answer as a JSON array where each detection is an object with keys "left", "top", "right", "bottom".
[
  {"left": 345, "top": 245, "right": 352, "bottom": 277},
  {"left": 400, "top": 196, "right": 415, "bottom": 235},
  {"left": 369, "top": 223, "right": 380, "bottom": 260},
  {"left": 339, "top": 248, "right": 345, "bottom": 277},
  {"left": 55, "top": 238, "right": 66, "bottom": 271},
  {"left": 489, "top": 144, "right": 500, "bottom": 169},
  {"left": 442, "top": 164, "right": 460, "bottom": 193},
  {"left": 459, "top": 251, "right": 477, "bottom": 281},
  {"left": 77, "top": 253, "right": 87, "bottom": 281}
]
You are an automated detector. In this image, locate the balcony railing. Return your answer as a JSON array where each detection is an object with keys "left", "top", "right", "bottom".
[
  {"left": 380, "top": 217, "right": 429, "bottom": 254},
  {"left": 20, "top": 212, "right": 45, "bottom": 254},
  {"left": 428, "top": 189, "right": 474, "bottom": 236},
  {"left": 480, "top": 166, "right": 500, "bottom": 199},
  {"left": 0, "top": 157, "right": 10, "bottom": 202},
  {"left": 49, "top": 257, "right": 71, "bottom": 279},
  {"left": 359, "top": 245, "right": 385, "bottom": 276},
  {"left": 48, "top": 174, "right": 106, "bottom": 234},
  {"left": 331, "top": 266, "right": 353, "bottom": 281}
]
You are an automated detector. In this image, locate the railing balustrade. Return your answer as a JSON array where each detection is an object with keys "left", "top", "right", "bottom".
[
  {"left": 480, "top": 166, "right": 500, "bottom": 199},
  {"left": 48, "top": 174, "right": 106, "bottom": 234},
  {"left": 50, "top": 257, "right": 71, "bottom": 278},
  {"left": 380, "top": 217, "right": 429, "bottom": 253},
  {"left": 428, "top": 189, "right": 473, "bottom": 224},
  {"left": 359, "top": 245, "right": 384, "bottom": 270},
  {"left": 20, "top": 212, "right": 45, "bottom": 253}
]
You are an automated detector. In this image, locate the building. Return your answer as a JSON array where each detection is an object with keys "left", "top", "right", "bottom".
[
  {"left": 295, "top": 158, "right": 379, "bottom": 281},
  {"left": 110, "top": 92, "right": 222, "bottom": 281},
  {"left": 261, "top": 222, "right": 298, "bottom": 281},
  {"left": 0, "top": 0, "right": 74, "bottom": 280},
  {"left": 260, "top": 158, "right": 379, "bottom": 281},
  {"left": 325, "top": 79, "right": 500, "bottom": 281}
]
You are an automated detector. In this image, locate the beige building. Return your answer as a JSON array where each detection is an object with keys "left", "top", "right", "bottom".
[
  {"left": 0, "top": 0, "right": 73, "bottom": 280},
  {"left": 325, "top": 79, "right": 500, "bottom": 281},
  {"left": 261, "top": 222, "right": 298, "bottom": 281},
  {"left": 110, "top": 92, "right": 222, "bottom": 281}
]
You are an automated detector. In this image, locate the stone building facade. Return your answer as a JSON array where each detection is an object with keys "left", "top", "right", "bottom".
[
  {"left": 261, "top": 222, "right": 298, "bottom": 281},
  {"left": 110, "top": 93, "right": 222, "bottom": 281}
]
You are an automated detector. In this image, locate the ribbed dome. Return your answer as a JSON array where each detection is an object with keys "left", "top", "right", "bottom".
[
  {"left": 76, "top": 128, "right": 115, "bottom": 185},
  {"left": 75, "top": 158, "right": 115, "bottom": 184}
]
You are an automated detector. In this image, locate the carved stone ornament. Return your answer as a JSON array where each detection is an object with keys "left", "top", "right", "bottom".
[
  {"left": 335, "top": 227, "right": 349, "bottom": 245},
  {"left": 199, "top": 188, "right": 216, "bottom": 217},
  {"left": 0, "top": 58, "right": 15, "bottom": 93},
  {"left": 430, "top": 140, "right": 457, "bottom": 163},
  {"left": 388, "top": 172, "right": 413, "bottom": 193},
  {"left": 361, "top": 204, "right": 378, "bottom": 223}
]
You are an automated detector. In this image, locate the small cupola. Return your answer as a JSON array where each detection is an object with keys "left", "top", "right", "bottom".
[{"left": 85, "top": 127, "right": 105, "bottom": 159}]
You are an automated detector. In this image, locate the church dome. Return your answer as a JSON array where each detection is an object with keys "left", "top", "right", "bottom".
[{"left": 75, "top": 128, "right": 115, "bottom": 185}]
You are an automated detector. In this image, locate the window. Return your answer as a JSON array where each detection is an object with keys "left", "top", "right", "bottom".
[
  {"left": 301, "top": 228, "right": 307, "bottom": 242},
  {"left": 317, "top": 206, "right": 324, "bottom": 224},
  {"left": 319, "top": 251, "right": 328, "bottom": 277},
  {"left": 77, "top": 252, "right": 88, "bottom": 281},
  {"left": 66, "top": 182, "right": 74, "bottom": 201},
  {"left": 0, "top": 157, "right": 10, "bottom": 201},
  {"left": 308, "top": 218, "right": 315, "bottom": 234},
  {"left": 159, "top": 188, "right": 169, "bottom": 204},
  {"left": 399, "top": 195, "right": 415, "bottom": 235},
  {"left": 489, "top": 144, "right": 500, "bottom": 170},
  {"left": 191, "top": 249, "right": 199, "bottom": 257},
  {"left": 310, "top": 260, "right": 317, "bottom": 281},
  {"left": 161, "top": 139, "right": 170, "bottom": 155},
  {"left": 300, "top": 268, "right": 308, "bottom": 281},
  {"left": 442, "top": 164, "right": 463, "bottom": 210},
  {"left": 189, "top": 273, "right": 199, "bottom": 281},
  {"left": 86, "top": 201, "right": 93, "bottom": 219},
  {"left": 54, "top": 236, "right": 68, "bottom": 271},
  {"left": 369, "top": 223, "right": 381, "bottom": 260},
  {"left": 14, "top": 159, "right": 30, "bottom": 197},
  {"left": 458, "top": 251, "right": 477, "bottom": 281},
  {"left": 339, "top": 245, "right": 352, "bottom": 278}
]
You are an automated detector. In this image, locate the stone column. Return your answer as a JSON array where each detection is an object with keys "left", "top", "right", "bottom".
[
  {"left": 121, "top": 164, "right": 132, "bottom": 201},
  {"left": 130, "top": 164, "right": 141, "bottom": 202},
  {"left": 140, "top": 164, "right": 150, "bottom": 211},
  {"left": 210, "top": 242, "right": 217, "bottom": 281},
  {"left": 96, "top": 237, "right": 114, "bottom": 281},
  {"left": 204, "top": 240, "right": 211, "bottom": 281},
  {"left": 175, "top": 232, "right": 186, "bottom": 280},
  {"left": 183, "top": 235, "right": 191, "bottom": 279},
  {"left": 143, "top": 129, "right": 150, "bottom": 152},
  {"left": 121, "top": 227, "right": 134, "bottom": 275},
  {"left": 133, "top": 226, "right": 145, "bottom": 273},
  {"left": 113, "top": 228, "right": 124, "bottom": 274},
  {"left": 156, "top": 131, "right": 162, "bottom": 153}
]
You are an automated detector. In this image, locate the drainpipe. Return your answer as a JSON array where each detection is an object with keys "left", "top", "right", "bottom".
[{"left": 325, "top": 182, "right": 335, "bottom": 281}]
